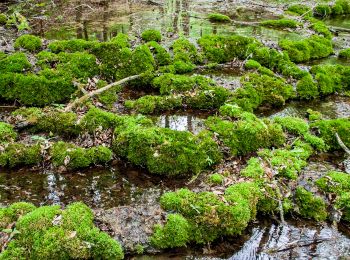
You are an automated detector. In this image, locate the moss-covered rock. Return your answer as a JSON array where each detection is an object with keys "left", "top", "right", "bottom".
[
  {"left": 0, "top": 70, "right": 75, "bottom": 106},
  {"left": 241, "top": 157, "right": 264, "bottom": 179},
  {"left": 295, "top": 187, "right": 327, "bottom": 221},
  {"left": 331, "top": 0, "right": 350, "bottom": 15},
  {"left": 0, "top": 202, "right": 36, "bottom": 229},
  {"left": 205, "top": 116, "right": 285, "bottom": 156},
  {"left": 208, "top": 13, "right": 231, "bottom": 23},
  {"left": 314, "top": 4, "right": 332, "bottom": 17},
  {"left": 296, "top": 74, "right": 319, "bottom": 99},
  {"left": 51, "top": 142, "right": 112, "bottom": 170},
  {"left": 234, "top": 73, "right": 295, "bottom": 111},
  {"left": 0, "top": 202, "right": 124, "bottom": 259},
  {"left": 287, "top": 4, "right": 312, "bottom": 16},
  {"left": 279, "top": 35, "right": 333, "bottom": 63},
  {"left": 79, "top": 107, "right": 120, "bottom": 133},
  {"left": 258, "top": 141, "right": 313, "bottom": 179},
  {"left": 0, "top": 143, "right": 42, "bottom": 168},
  {"left": 261, "top": 19, "right": 299, "bottom": 28},
  {"left": 316, "top": 171, "right": 350, "bottom": 194},
  {"left": 48, "top": 39, "right": 98, "bottom": 53},
  {"left": 146, "top": 41, "right": 171, "bottom": 66},
  {"left": 157, "top": 182, "right": 260, "bottom": 245},
  {"left": 0, "top": 13, "right": 7, "bottom": 24},
  {"left": 141, "top": 29, "right": 162, "bottom": 42},
  {"left": 113, "top": 117, "right": 222, "bottom": 175},
  {"left": 150, "top": 214, "right": 190, "bottom": 248},
  {"left": 336, "top": 192, "right": 350, "bottom": 222},
  {"left": 172, "top": 38, "right": 201, "bottom": 73},
  {"left": 0, "top": 122, "right": 17, "bottom": 143},
  {"left": 14, "top": 34, "right": 42, "bottom": 52},
  {"left": 198, "top": 34, "right": 257, "bottom": 63},
  {"left": 311, "top": 118, "right": 350, "bottom": 150},
  {"left": 0, "top": 53, "right": 31, "bottom": 73},
  {"left": 125, "top": 95, "right": 182, "bottom": 114},
  {"left": 339, "top": 48, "right": 350, "bottom": 60},
  {"left": 208, "top": 173, "right": 224, "bottom": 185}
]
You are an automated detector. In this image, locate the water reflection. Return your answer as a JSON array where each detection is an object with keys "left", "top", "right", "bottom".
[
  {"left": 35, "top": 0, "right": 298, "bottom": 43},
  {"left": 266, "top": 95, "right": 350, "bottom": 119},
  {"left": 0, "top": 164, "right": 182, "bottom": 209},
  {"left": 155, "top": 113, "right": 208, "bottom": 134}
]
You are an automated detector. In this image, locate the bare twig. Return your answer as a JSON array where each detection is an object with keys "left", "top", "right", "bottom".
[
  {"left": 268, "top": 237, "right": 332, "bottom": 253},
  {"left": 64, "top": 74, "right": 141, "bottom": 112},
  {"left": 335, "top": 133, "right": 350, "bottom": 156}
]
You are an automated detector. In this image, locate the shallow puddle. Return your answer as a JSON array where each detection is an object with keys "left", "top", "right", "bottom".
[
  {"left": 266, "top": 95, "right": 350, "bottom": 119},
  {"left": 0, "top": 163, "right": 187, "bottom": 209}
]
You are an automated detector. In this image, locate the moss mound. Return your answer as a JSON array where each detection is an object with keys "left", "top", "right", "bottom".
[
  {"left": 0, "top": 202, "right": 124, "bottom": 259},
  {"left": 14, "top": 34, "right": 42, "bottom": 52}
]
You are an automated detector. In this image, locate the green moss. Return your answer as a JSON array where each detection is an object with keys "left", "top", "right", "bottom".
[
  {"left": 245, "top": 59, "right": 261, "bottom": 70},
  {"left": 241, "top": 157, "right": 264, "bottom": 179},
  {"left": 36, "top": 51, "right": 59, "bottom": 69},
  {"left": 208, "top": 173, "right": 224, "bottom": 185},
  {"left": 146, "top": 41, "right": 171, "bottom": 66},
  {"left": 279, "top": 36, "right": 333, "bottom": 63},
  {"left": 141, "top": 29, "right": 162, "bottom": 42},
  {"left": 339, "top": 48, "right": 350, "bottom": 59},
  {"left": 126, "top": 95, "right": 182, "bottom": 114},
  {"left": 158, "top": 183, "right": 259, "bottom": 245},
  {"left": 258, "top": 141, "right": 313, "bottom": 179},
  {"left": 261, "top": 19, "right": 298, "bottom": 28},
  {"left": 0, "top": 202, "right": 124, "bottom": 259},
  {"left": 110, "top": 33, "right": 130, "bottom": 48},
  {"left": 251, "top": 47, "right": 307, "bottom": 80},
  {"left": 205, "top": 116, "right": 285, "bottom": 156},
  {"left": 274, "top": 116, "right": 309, "bottom": 135},
  {"left": 316, "top": 171, "right": 350, "bottom": 194},
  {"left": 92, "top": 42, "right": 132, "bottom": 80},
  {"left": 0, "top": 202, "right": 36, "bottom": 229},
  {"left": 56, "top": 52, "right": 99, "bottom": 79},
  {"left": 113, "top": 118, "right": 222, "bottom": 175},
  {"left": 0, "top": 53, "right": 31, "bottom": 73},
  {"left": 307, "top": 18, "right": 332, "bottom": 40},
  {"left": 314, "top": 4, "right": 332, "bottom": 17},
  {"left": 310, "top": 64, "right": 350, "bottom": 95},
  {"left": 51, "top": 142, "right": 112, "bottom": 170},
  {"left": 287, "top": 4, "right": 312, "bottom": 16},
  {"left": 208, "top": 13, "right": 231, "bottom": 23},
  {"left": 296, "top": 74, "right": 319, "bottom": 99},
  {"left": 1, "top": 70, "right": 75, "bottom": 106},
  {"left": 96, "top": 80, "right": 120, "bottom": 109},
  {"left": 234, "top": 73, "right": 295, "bottom": 111},
  {"left": 151, "top": 214, "right": 190, "bottom": 249},
  {"left": 312, "top": 118, "right": 350, "bottom": 150},
  {"left": 0, "top": 143, "right": 42, "bottom": 168},
  {"left": 336, "top": 192, "right": 350, "bottom": 222},
  {"left": 48, "top": 39, "right": 97, "bottom": 53},
  {"left": 79, "top": 107, "right": 120, "bottom": 133},
  {"left": 0, "top": 122, "right": 17, "bottom": 143},
  {"left": 33, "top": 110, "right": 80, "bottom": 137},
  {"left": 14, "top": 34, "right": 42, "bottom": 52},
  {"left": 307, "top": 109, "right": 322, "bottom": 121},
  {"left": 172, "top": 38, "right": 201, "bottom": 73},
  {"left": 0, "top": 13, "right": 7, "bottom": 24},
  {"left": 198, "top": 34, "right": 257, "bottom": 63},
  {"left": 332, "top": 0, "right": 350, "bottom": 15},
  {"left": 295, "top": 187, "right": 327, "bottom": 221}
]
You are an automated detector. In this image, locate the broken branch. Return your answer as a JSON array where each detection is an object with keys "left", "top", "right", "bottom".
[{"left": 64, "top": 74, "right": 141, "bottom": 112}]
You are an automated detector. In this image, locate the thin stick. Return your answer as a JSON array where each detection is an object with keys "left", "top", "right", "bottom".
[{"left": 64, "top": 74, "right": 141, "bottom": 111}]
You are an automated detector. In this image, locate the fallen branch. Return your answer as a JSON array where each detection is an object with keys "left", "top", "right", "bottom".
[
  {"left": 335, "top": 132, "right": 350, "bottom": 156},
  {"left": 64, "top": 74, "right": 141, "bottom": 112},
  {"left": 330, "top": 26, "right": 350, "bottom": 33},
  {"left": 267, "top": 237, "right": 332, "bottom": 253}
]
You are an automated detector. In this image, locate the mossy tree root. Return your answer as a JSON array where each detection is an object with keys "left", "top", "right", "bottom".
[{"left": 64, "top": 74, "right": 141, "bottom": 111}]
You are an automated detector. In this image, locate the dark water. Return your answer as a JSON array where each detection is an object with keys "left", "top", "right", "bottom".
[{"left": 0, "top": 163, "right": 187, "bottom": 209}]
